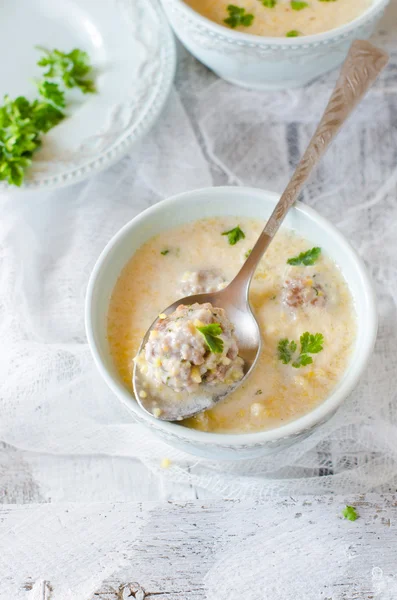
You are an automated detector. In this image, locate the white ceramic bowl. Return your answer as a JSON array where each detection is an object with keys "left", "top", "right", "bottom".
[
  {"left": 85, "top": 186, "right": 377, "bottom": 460},
  {"left": 159, "top": 0, "right": 389, "bottom": 90}
]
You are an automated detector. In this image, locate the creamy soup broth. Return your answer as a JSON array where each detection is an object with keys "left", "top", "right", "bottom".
[
  {"left": 107, "top": 217, "right": 356, "bottom": 434},
  {"left": 184, "top": 0, "right": 371, "bottom": 37}
]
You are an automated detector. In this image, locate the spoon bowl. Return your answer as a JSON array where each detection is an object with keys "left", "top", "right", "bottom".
[{"left": 133, "top": 285, "right": 262, "bottom": 421}]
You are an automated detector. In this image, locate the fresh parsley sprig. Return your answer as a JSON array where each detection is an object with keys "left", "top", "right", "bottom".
[
  {"left": 37, "top": 47, "right": 96, "bottom": 94},
  {"left": 287, "top": 247, "right": 321, "bottom": 266},
  {"left": 222, "top": 225, "right": 246, "bottom": 245},
  {"left": 286, "top": 30, "right": 301, "bottom": 37},
  {"left": 342, "top": 505, "right": 359, "bottom": 521},
  {"left": 0, "top": 46, "right": 96, "bottom": 187},
  {"left": 261, "top": 0, "right": 277, "bottom": 7},
  {"left": 0, "top": 95, "right": 65, "bottom": 186},
  {"left": 224, "top": 5, "right": 254, "bottom": 28},
  {"left": 196, "top": 323, "right": 224, "bottom": 354},
  {"left": 278, "top": 332, "right": 324, "bottom": 368}
]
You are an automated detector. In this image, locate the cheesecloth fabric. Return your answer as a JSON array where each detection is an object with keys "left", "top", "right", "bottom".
[{"left": 0, "top": 19, "right": 396, "bottom": 499}]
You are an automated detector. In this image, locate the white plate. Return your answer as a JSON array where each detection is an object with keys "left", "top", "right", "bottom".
[{"left": 0, "top": 0, "right": 176, "bottom": 190}]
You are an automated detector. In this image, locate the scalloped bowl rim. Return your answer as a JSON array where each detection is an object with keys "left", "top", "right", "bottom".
[
  {"left": 165, "top": 0, "right": 389, "bottom": 45},
  {"left": 85, "top": 186, "right": 377, "bottom": 448}
]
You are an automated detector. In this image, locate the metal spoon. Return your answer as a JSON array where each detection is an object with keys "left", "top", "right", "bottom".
[{"left": 134, "top": 40, "right": 388, "bottom": 421}]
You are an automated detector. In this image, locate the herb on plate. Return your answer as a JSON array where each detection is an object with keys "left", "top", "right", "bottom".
[
  {"left": 36, "top": 80, "right": 66, "bottom": 109},
  {"left": 342, "top": 505, "right": 359, "bottom": 521},
  {"left": 37, "top": 47, "right": 96, "bottom": 94},
  {"left": 261, "top": 0, "right": 277, "bottom": 7},
  {"left": 286, "top": 30, "right": 301, "bottom": 37},
  {"left": 287, "top": 247, "right": 321, "bottom": 266},
  {"left": 245, "top": 249, "right": 252, "bottom": 258},
  {"left": 224, "top": 5, "right": 254, "bottom": 28},
  {"left": 277, "top": 332, "right": 324, "bottom": 368},
  {"left": 0, "top": 46, "right": 96, "bottom": 187},
  {"left": 196, "top": 323, "right": 224, "bottom": 354},
  {"left": 160, "top": 249, "right": 170, "bottom": 256},
  {"left": 222, "top": 225, "right": 246, "bottom": 245},
  {"left": 291, "top": 1, "right": 308, "bottom": 9},
  {"left": 0, "top": 95, "right": 64, "bottom": 186}
]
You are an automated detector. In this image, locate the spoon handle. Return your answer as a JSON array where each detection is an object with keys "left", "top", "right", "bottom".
[{"left": 236, "top": 40, "right": 389, "bottom": 289}]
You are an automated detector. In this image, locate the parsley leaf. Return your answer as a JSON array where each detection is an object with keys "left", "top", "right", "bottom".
[
  {"left": 36, "top": 81, "right": 66, "bottom": 109},
  {"left": 342, "top": 505, "right": 359, "bottom": 521},
  {"left": 292, "top": 354, "right": 313, "bottom": 368},
  {"left": 278, "top": 332, "right": 323, "bottom": 368},
  {"left": 291, "top": 0, "right": 308, "bottom": 8},
  {"left": 37, "top": 47, "right": 96, "bottom": 93},
  {"left": 286, "top": 30, "right": 301, "bottom": 37},
  {"left": 0, "top": 94, "right": 65, "bottom": 186},
  {"left": 31, "top": 101, "right": 65, "bottom": 133},
  {"left": 245, "top": 249, "right": 252, "bottom": 258},
  {"left": 160, "top": 249, "right": 169, "bottom": 256},
  {"left": 224, "top": 5, "right": 254, "bottom": 28},
  {"left": 196, "top": 323, "right": 224, "bottom": 354},
  {"left": 261, "top": 0, "right": 277, "bottom": 7},
  {"left": 278, "top": 339, "right": 297, "bottom": 364},
  {"left": 222, "top": 225, "right": 246, "bottom": 245},
  {"left": 287, "top": 247, "right": 321, "bottom": 266},
  {"left": 300, "top": 332, "right": 324, "bottom": 354}
]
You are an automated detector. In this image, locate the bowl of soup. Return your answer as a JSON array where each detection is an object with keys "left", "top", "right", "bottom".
[
  {"left": 159, "top": 0, "right": 389, "bottom": 89},
  {"left": 85, "top": 186, "right": 377, "bottom": 459}
]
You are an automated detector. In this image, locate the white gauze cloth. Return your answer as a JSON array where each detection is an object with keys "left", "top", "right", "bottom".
[{"left": 0, "top": 19, "right": 396, "bottom": 498}]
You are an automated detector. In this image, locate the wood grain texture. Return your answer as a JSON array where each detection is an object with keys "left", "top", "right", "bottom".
[{"left": 1, "top": 495, "right": 396, "bottom": 600}]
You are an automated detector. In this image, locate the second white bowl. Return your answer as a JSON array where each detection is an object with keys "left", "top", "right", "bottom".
[{"left": 160, "top": 0, "right": 389, "bottom": 90}]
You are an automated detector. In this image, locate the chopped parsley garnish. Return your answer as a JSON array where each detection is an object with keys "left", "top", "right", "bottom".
[
  {"left": 160, "top": 249, "right": 170, "bottom": 255},
  {"left": 286, "top": 30, "right": 301, "bottom": 37},
  {"left": 278, "top": 332, "right": 324, "bottom": 368},
  {"left": 37, "top": 47, "right": 96, "bottom": 94},
  {"left": 278, "top": 339, "right": 297, "bottom": 364},
  {"left": 261, "top": 0, "right": 277, "bottom": 7},
  {"left": 318, "top": 0, "right": 338, "bottom": 2},
  {"left": 342, "top": 505, "right": 359, "bottom": 521},
  {"left": 196, "top": 323, "right": 224, "bottom": 354},
  {"left": 0, "top": 95, "right": 64, "bottom": 186},
  {"left": 224, "top": 5, "right": 254, "bottom": 28},
  {"left": 255, "top": 389, "right": 263, "bottom": 395},
  {"left": 36, "top": 80, "right": 66, "bottom": 109},
  {"left": 287, "top": 247, "right": 321, "bottom": 266},
  {"left": 245, "top": 249, "right": 252, "bottom": 258},
  {"left": 0, "top": 46, "right": 96, "bottom": 187},
  {"left": 222, "top": 225, "right": 246, "bottom": 245},
  {"left": 291, "top": 0, "right": 308, "bottom": 8}
]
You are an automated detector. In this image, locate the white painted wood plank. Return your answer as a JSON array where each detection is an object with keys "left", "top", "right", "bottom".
[
  {"left": 1, "top": 495, "right": 396, "bottom": 600},
  {"left": 0, "top": 444, "right": 199, "bottom": 503}
]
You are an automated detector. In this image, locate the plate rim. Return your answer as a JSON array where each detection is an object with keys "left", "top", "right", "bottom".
[{"left": 0, "top": 0, "right": 176, "bottom": 192}]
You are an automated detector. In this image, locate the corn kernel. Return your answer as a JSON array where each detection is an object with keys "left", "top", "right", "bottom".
[
  {"left": 140, "top": 390, "right": 147, "bottom": 399},
  {"left": 251, "top": 403, "right": 264, "bottom": 417},
  {"left": 161, "top": 457, "right": 171, "bottom": 469},
  {"left": 159, "top": 313, "right": 167, "bottom": 320},
  {"left": 191, "top": 366, "right": 202, "bottom": 383},
  {"left": 153, "top": 407, "right": 162, "bottom": 418}
]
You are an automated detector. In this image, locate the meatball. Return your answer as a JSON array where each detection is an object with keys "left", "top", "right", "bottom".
[
  {"left": 282, "top": 275, "right": 326, "bottom": 309},
  {"left": 179, "top": 269, "right": 227, "bottom": 296},
  {"left": 138, "top": 302, "right": 244, "bottom": 393}
]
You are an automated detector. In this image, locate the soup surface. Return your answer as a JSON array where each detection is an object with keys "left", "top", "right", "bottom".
[
  {"left": 107, "top": 217, "right": 356, "bottom": 434},
  {"left": 184, "top": 0, "right": 371, "bottom": 37}
]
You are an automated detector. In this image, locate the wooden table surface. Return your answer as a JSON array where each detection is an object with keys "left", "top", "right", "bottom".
[{"left": 2, "top": 495, "right": 396, "bottom": 600}]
